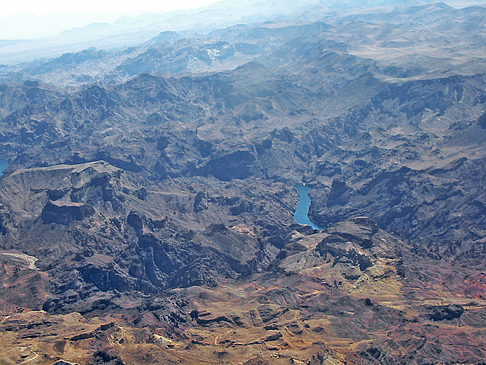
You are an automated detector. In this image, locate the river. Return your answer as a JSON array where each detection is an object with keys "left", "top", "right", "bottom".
[
  {"left": 0, "top": 160, "right": 7, "bottom": 177},
  {"left": 294, "top": 184, "right": 323, "bottom": 230}
]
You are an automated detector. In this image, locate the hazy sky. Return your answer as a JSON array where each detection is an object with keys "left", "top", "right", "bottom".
[
  {"left": 0, "top": 0, "right": 220, "bottom": 39},
  {"left": 2, "top": 0, "right": 219, "bottom": 18}
]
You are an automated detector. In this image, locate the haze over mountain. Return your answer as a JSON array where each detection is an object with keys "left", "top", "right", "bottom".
[
  {"left": 1, "top": 0, "right": 483, "bottom": 63},
  {"left": 0, "top": 0, "right": 485, "bottom": 364}
]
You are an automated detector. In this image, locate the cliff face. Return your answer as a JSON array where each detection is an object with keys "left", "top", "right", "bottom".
[{"left": 42, "top": 201, "right": 95, "bottom": 225}]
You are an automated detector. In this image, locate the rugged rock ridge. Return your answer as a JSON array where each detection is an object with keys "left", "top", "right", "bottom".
[
  {"left": 1, "top": 67, "right": 485, "bottom": 255},
  {"left": 0, "top": 161, "right": 296, "bottom": 314},
  {"left": 276, "top": 217, "right": 405, "bottom": 293},
  {"left": 310, "top": 154, "right": 486, "bottom": 249},
  {"left": 0, "top": 161, "right": 123, "bottom": 229}
]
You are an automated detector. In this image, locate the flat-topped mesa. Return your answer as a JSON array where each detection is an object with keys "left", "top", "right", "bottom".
[
  {"left": 317, "top": 217, "right": 401, "bottom": 260},
  {"left": 41, "top": 200, "right": 95, "bottom": 225},
  {"left": 0, "top": 161, "right": 129, "bottom": 226},
  {"left": 1, "top": 161, "right": 121, "bottom": 203},
  {"left": 7, "top": 160, "right": 120, "bottom": 184},
  {"left": 324, "top": 217, "right": 379, "bottom": 249}
]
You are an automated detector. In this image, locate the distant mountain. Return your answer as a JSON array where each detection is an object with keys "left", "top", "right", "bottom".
[
  {"left": 0, "top": 0, "right": 451, "bottom": 64},
  {"left": 0, "top": 0, "right": 321, "bottom": 64},
  {"left": 2, "top": 1, "right": 485, "bottom": 85}
]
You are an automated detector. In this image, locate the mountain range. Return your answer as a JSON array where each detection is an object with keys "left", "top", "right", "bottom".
[{"left": 0, "top": 1, "right": 485, "bottom": 364}]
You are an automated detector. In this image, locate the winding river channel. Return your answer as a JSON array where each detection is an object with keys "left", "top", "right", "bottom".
[
  {"left": 294, "top": 184, "right": 323, "bottom": 230},
  {"left": 0, "top": 160, "right": 7, "bottom": 177}
]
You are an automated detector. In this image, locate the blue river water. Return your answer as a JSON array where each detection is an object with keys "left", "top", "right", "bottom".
[
  {"left": 294, "top": 185, "right": 324, "bottom": 230},
  {"left": 0, "top": 160, "right": 8, "bottom": 177}
]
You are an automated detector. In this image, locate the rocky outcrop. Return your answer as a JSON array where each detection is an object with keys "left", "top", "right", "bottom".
[
  {"left": 325, "top": 217, "right": 379, "bottom": 249},
  {"left": 478, "top": 111, "right": 486, "bottom": 129},
  {"left": 42, "top": 201, "right": 95, "bottom": 225},
  {"left": 427, "top": 305, "right": 465, "bottom": 321},
  {"left": 326, "top": 179, "right": 351, "bottom": 206},
  {"left": 89, "top": 351, "right": 125, "bottom": 365},
  {"left": 0, "top": 203, "right": 12, "bottom": 235},
  {"left": 318, "top": 239, "right": 373, "bottom": 272},
  {"left": 78, "top": 264, "right": 131, "bottom": 292},
  {"left": 315, "top": 217, "right": 398, "bottom": 272},
  {"left": 277, "top": 216, "right": 407, "bottom": 289},
  {"left": 200, "top": 150, "right": 256, "bottom": 181}
]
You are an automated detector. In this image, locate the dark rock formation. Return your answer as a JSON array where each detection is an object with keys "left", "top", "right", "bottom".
[
  {"left": 89, "top": 351, "right": 125, "bottom": 365},
  {"left": 427, "top": 305, "right": 465, "bottom": 321},
  {"left": 327, "top": 179, "right": 350, "bottom": 206},
  {"left": 42, "top": 201, "right": 95, "bottom": 225},
  {"left": 201, "top": 150, "right": 256, "bottom": 181},
  {"left": 478, "top": 111, "right": 486, "bottom": 129}
]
